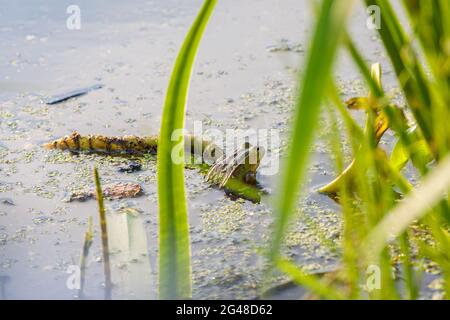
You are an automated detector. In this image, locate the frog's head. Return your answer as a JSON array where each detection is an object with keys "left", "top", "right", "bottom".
[
  {"left": 205, "top": 142, "right": 265, "bottom": 188},
  {"left": 231, "top": 143, "right": 265, "bottom": 185}
]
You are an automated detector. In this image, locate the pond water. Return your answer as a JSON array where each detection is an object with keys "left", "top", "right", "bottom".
[{"left": 1, "top": 0, "right": 434, "bottom": 300}]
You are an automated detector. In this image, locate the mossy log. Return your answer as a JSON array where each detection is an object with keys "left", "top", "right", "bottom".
[{"left": 43, "top": 131, "right": 220, "bottom": 158}]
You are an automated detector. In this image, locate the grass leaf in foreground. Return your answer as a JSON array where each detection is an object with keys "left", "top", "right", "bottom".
[
  {"left": 270, "top": 0, "right": 355, "bottom": 260},
  {"left": 157, "top": 0, "right": 217, "bottom": 299}
]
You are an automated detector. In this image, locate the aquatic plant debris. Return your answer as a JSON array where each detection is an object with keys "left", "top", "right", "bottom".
[
  {"left": 118, "top": 161, "right": 142, "bottom": 173},
  {"left": 45, "top": 83, "right": 103, "bottom": 105},
  {"left": 0, "top": 198, "right": 15, "bottom": 206},
  {"left": 266, "top": 39, "right": 304, "bottom": 53},
  {"left": 68, "top": 182, "right": 143, "bottom": 202}
]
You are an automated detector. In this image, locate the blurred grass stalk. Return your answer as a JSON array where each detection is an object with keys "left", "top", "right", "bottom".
[
  {"left": 157, "top": 0, "right": 217, "bottom": 299},
  {"left": 271, "top": 0, "right": 450, "bottom": 299},
  {"left": 94, "top": 167, "right": 112, "bottom": 300},
  {"left": 270, "top": 0, "right": 356, "bottom": 260}
]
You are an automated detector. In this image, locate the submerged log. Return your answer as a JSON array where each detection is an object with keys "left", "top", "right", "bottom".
[
  {"left": 43, "top": 131, "right": 159, "bottom": 154},
  {"left": 43, "top": 131, "right": 220, "bottom": 159}
]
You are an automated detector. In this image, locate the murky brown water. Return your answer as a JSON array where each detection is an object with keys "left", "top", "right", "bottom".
[{"left": 1, "top": 0, "right": 433, "bottom": 300}]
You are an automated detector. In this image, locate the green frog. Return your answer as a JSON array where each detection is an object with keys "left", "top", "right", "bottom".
[
  {"left": 205, "top": 142, "right": 265, "bottom": 202},
  {"left": 206, "top": 142, "right": 264, "bottom": 187}
]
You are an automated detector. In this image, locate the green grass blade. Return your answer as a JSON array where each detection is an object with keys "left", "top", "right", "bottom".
[
  {"left": 399, "top": 233, "right": 419, "bottom": 300},
  {"left": 345, "top": 36, "right": 384, "bottom": 98},
  {"left": 365, "top": 0, "right": 434, "bottom": 151},
  {"left": 270, "top": 0, "right": 356, "bottom": 260},
  {"left": 390, "top": 138, "right": 411, "bottom": 171},
  {"left": 157, "top": 0, "right": 217, "bottom": 299}
]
